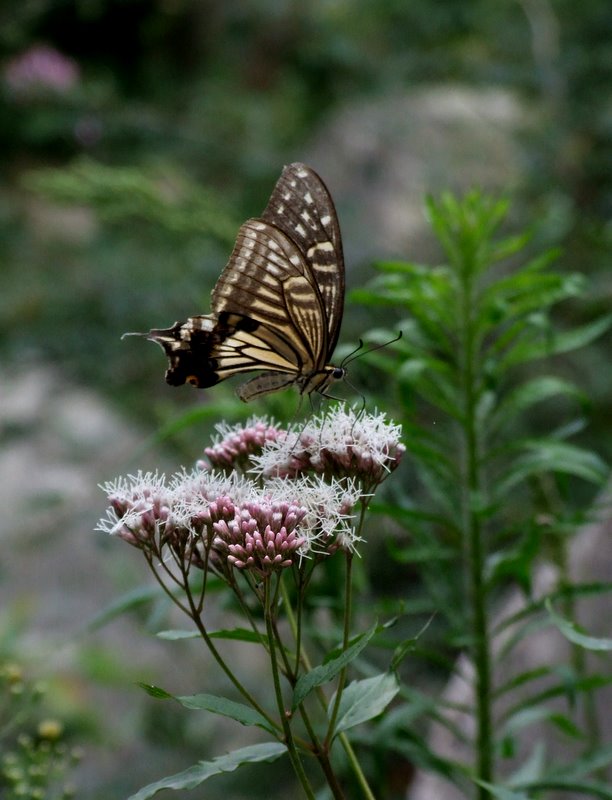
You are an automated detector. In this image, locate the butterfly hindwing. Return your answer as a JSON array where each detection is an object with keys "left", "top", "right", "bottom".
[{"left": 145, "top": 163, "right": 345, "bottom": 400}]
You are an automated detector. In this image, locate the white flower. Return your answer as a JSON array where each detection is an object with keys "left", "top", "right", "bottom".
[
  {"left": 96, "top": 471, "right": 172, "bottom": 545},
  {"left": 265, "top": 475, "right": 361, "bottom": 553},
  {"left": 250, "top": 406, "right": 405, "bottom": 491},
  {"left": 198, "top": 416, "right": 284, "bottom": 472}
]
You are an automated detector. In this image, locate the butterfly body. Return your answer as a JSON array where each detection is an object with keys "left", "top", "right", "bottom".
[{"left": 146, "top": 163, "right": 346, "bottom": 402}]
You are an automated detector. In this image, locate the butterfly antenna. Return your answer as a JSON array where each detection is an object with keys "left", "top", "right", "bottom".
[
  {"left": 340, "top": 339, "right": 365, "bottom": 368},
  {"left": 342, "top": 330, "right": 403, "bottom": 367}
]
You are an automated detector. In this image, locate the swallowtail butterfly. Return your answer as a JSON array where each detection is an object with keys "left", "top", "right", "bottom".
[{"left": 144, "top": 163, "right": 346, "bottom": 402}]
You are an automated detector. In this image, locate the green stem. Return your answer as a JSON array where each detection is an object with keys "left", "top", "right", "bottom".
[
  {"left": 279, "top": 573, "right": 349, "bottom": 799},
  {"left": 158, "top": 557, "right": 279, "bottom": 732},
  {"left": 326, "top": 551, "right": 353, "bottom": 742},
  {"left": 327, "top": 502, "right": 377, "bottom": 800},
  {"left": 280, "top": 529, "right": 375, "bottom": 799},
  {"left": 264, "top": 576, "right": 316, "bottom": 800},
  {"left": 458, "top": 251, "right": 493, "bottom": 798}
]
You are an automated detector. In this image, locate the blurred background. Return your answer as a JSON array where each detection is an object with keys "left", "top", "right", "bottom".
[{"left": 1, "top": 1, "right": 611, "bottom": 797}]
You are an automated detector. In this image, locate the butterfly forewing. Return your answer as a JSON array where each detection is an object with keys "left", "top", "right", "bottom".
[
  {"left": 211, "top": 219, "right": 326, "bottom": 368},
  {"left": 144, "top": 163, "right": 346, "bottom": 400},
  {"left": 261, "top": 163, "right": 345, "bottom": 357}
]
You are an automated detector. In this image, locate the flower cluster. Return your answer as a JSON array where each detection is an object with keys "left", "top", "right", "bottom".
[
  {"left": 96, "top": 471, "right": 172, "bottom": 548},
  {"left": 97, "top": 470, "right": 360, "bottom": 579},
  {"left": 200, "top": 418, "right": 284, "bottom": 472},
  {"left": 250, "top": 406, "right": 405, "bottom": 492},
  {"left": 212, "top": 499, "right": 308, "bottom": 576},
  {"left": 97, "top": 408, "right": 403, "bottom": 582}
]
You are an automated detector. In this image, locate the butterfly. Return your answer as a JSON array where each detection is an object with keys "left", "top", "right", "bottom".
[{"left": 143, "top": 163, "right": 346, "bottom": 402}]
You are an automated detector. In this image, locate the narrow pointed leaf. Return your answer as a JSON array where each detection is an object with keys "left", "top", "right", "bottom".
[
  {"left": 292, "top": 623, "right": 377, "bottom": 710},
  {"left": 496, "top": 441, "right": 608, "bottom": 497},
  {"left": 127, "top": 742, "right": 286, "bottom": 799},
  {"left": 139, "top": 683, "right": 173, "bottom": 700},
  {"left": 519, "top": 779, "right": 612, "bottom": 798},
  {"left": 492, "top": 377, "right": 585, "bottom": 430},
  {"left": 475, "top": 781, "right": 529, "bottom": 800},
  {"left": 546, "top": 599, "right": 612, "bottom": 650},
  {"left": 157, "top": 627, "right": 267, "bottom": 644},
  {"left": 88, "top": 586, "right": 164, "bottom": 630},
  {"left": 502, "top": 314, "right": 612, "bottom": 366},
  {"left": 331, "top": 672, "right": 399, "bottom": 737},
  {"left": 176, "top": 693, "right": 277, "bottom": 734}
]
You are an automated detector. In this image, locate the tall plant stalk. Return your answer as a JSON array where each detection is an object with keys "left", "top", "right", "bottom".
[
  {"left": 354, "top": 190, "right": 610, "bottom": 798},
  {"left": 457, "top": 222, "right": 493, "bottom": 796}
]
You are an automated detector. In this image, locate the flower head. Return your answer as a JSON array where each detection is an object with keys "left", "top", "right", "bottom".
[
  {"left": 200, "top": 417, "right": 285, "bottom": 473},
  {"left": 212, "top": 498, "right": 308, "bottom": 577},
  {"left": 265, "top": 475, "right": 361, "bottom": 553},
  {"left": 251, "top": 406, "right": 405, "bottom": 492},
  {"left": 96, "top": 471, "right": 172, "bottom": 547}
]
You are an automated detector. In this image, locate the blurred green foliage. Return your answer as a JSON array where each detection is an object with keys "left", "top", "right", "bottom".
[{"left": 2, "top": 1, "right": 612, "bottom": 433}]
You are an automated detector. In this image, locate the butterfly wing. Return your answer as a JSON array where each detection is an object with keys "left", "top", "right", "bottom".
[
  {"left": 145, "top": 163, "right": 344, "bottom": 399},
  {"left": 211, "top": 218, "right": 328, "bottom": 369},
  {"left": 260, "top": 163, "right": 345, "bottom": 360}
]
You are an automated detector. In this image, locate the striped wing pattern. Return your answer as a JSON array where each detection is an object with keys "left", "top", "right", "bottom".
[
  {"left": 146, "top": 163, "right": 345, "bottom": 402},
  {"left": 260, "top": 163, "right": 345, "bottom": 355}
]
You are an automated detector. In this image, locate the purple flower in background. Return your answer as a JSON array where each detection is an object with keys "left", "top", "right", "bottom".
[{"left": 4, "top": 44, "right": 80, "bottom": 96}]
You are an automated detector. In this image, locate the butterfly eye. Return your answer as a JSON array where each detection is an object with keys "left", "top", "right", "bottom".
[{"left": 332, "top": 367, "right": 345, "bottom": 380}]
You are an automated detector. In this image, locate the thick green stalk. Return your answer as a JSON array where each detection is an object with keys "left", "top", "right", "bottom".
[{"left": 458, "top": 246, "right": 493, "bottom": 798}]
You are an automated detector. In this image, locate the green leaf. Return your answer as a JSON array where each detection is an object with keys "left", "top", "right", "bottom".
[
  {"left": 175, "top": 693, "right": 276, "bottom": 734},
  {"left": 493, "top": 666, "right": 554, "bottom": 699},
  {"left": 550, "top": 743, "right": 612, "bottom": 780},
  {"left": 126, "top": 742, "right": 287, "bottom": 799},
  {"left": 517, "top": 779, "right": 612, "bottom": 798},
  {"left": 139, "top": 683, "right": 173, "bottom": 700},
  {"left": 331, "top": 672, "right": 399, "bottom": 737},
  {"left": 546, "top": 599, "right": 612, "bottom": 650},
  {"left": 501, "top": 314, "right": 612, "bottom": 367},
  {"left": 157, "top": 627, "right": 267, "bottom": 644},
  {"left": 390, "top": 615, "right": 435, "bottom": 670},
  {"left": 139, "top": 684, "right": 276, "bottom": 734},
  {"left": 87, "top": 586, "right": 164, "bottom": 631},
  {"left": 292, "top": 623, "right": 377, "bottom": 710},
  {"left": 495, "top": 441, "right": 609, "bottom": 497},
  {"left": 506, "top": 742, "right": 546, "bottom": 785},
  {"left": 475, "top": 781, "right": 529, "bottom": 800},
  {"left": 491, "top": 376, "right": 586, "bottom": 431}
]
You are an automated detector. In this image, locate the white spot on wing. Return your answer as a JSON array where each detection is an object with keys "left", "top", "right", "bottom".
[{"left": 307, "top": 241, "right": 335, "bottom": 257}]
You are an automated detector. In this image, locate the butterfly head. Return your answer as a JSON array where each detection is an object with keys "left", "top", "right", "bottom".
[{"left": 297, "top": 363, "right": 346, "bottom": 397}]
